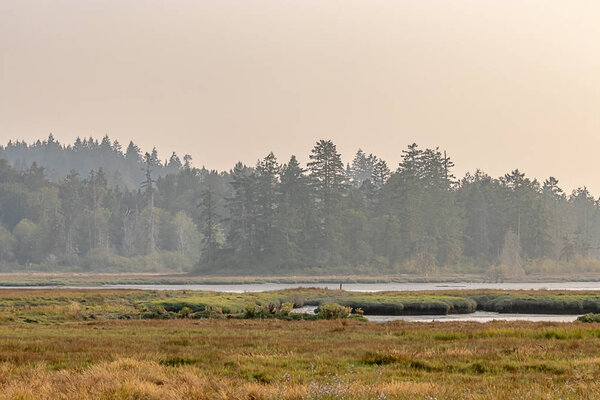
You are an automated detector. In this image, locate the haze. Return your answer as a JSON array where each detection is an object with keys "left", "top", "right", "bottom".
[{"left": 1, "top": 0, "right": 599, "bottom": 193}]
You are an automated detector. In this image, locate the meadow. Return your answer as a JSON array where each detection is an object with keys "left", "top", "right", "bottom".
[
  {"left": 2, "top": 317, "right": 600, "bottom": 399},
  {"left": 1, "top": 288, "right": 600, "bottom": 398}
]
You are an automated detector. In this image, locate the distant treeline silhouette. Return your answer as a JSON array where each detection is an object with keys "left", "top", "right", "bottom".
[{"left": 0, "top": 135, "right": 598, "bottom": 276}]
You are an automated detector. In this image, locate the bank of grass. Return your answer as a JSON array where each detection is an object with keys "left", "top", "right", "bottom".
[
  {"left": 2, "top": 318, "right": 600, "bottom": 398},
  {"left": 6, "top": 271, "right": 600, "bottom": 287},
  {"left": 578, "top": 313, "right": 600, "bottom": 322},
  {"left": 2, "top": 289, "right": 600, "bottom": 325},
  {"left": 470, "top": 291, "right": 600, "bottom": 314},
  {"left": 0, "top": 272, "right": 486, "bottom": 287}
]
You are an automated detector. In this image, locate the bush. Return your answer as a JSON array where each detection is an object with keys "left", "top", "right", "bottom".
[
  {"left": 578, "top": 313, "right": 600, "bottom": 323},
  {"left": 178, "top": 306, "right": 192, "bottom": 318},
  {"left": 244, "top": 304, "right": 258, "bottom": 318},
  {"left": 244, "top": 304, "right": 271, "bottom": 318},
  {"left": 317, "top": 303, "right": 352, "bottom": 319},
  {"left": 279, "top": 302, "right": 294, "bottom": 316}
]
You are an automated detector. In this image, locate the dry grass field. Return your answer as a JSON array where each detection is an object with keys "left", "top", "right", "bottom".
[{"left": 2, "top": 312, "right": 600, "bottom": 399}]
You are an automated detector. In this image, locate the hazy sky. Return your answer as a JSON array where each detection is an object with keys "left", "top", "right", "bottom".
[{"left": 1, "top": 1, "right": 599, "bottom": 193}]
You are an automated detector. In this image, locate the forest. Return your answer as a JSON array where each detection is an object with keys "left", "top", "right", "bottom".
[{"left": 0, "top": 135, "right": 598, "bottom": 277}]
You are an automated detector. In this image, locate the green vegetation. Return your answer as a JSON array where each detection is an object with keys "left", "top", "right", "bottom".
[
  {"left": 1, "top": 289, "right": 600, "bottom": 325},
  {"left": 1, "top": 305, "right": 600, "bottom": 398},
  {"left": 471, "top": 292, "right": 600, "bottom": 314},
  {"left": 315, "top": 303, "right": 352, "bottom": 319},
  {"left": 578, "top": 313, "right": 600, "bottom": 322},
  {"left": 2, "top": 136, "right": 600, "bottom": 277},
  {"left": 0, "top": 272, "right": 502, "bottom": 287}
]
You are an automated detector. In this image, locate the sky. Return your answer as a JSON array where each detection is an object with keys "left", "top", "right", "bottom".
[{"left": 1, "top": 0, "right": 599, "bottom": 193}]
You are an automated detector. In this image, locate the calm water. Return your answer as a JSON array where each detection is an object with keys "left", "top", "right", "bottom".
[
  {"left": 366, "top": 312, "right": 579, "bottom": 323},
  {"left": 6, "top": 281, "right": 600, "bottom": 292},
  {"left": 290, "top": 306, "right": 580, "bottom": 323}
]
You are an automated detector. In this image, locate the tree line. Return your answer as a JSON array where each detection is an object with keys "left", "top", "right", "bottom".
[{"left": 0, "top": 135, "right": 599, "bottom": 276}]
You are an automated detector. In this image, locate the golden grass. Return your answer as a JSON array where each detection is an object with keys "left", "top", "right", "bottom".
[
  {"left": 0, "top": 318, "right": 600, "bottom": 399},
  {"left": 3, "top": 288, "right": 600, "bottom": 398}
]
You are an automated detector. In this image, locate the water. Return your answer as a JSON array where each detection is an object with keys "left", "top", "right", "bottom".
[
  {"left": 290, "top": 306, "right": 580, "bottom": 323},
  {"left": 366, "top": 312, "right": 579, "bottom": 323},
  {"left": 5, "top": 281, "right": 600, "bottom": 292}
]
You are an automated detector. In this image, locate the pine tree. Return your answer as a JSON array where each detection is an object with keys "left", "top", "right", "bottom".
[
  {"left": 168, "top": 152, "right": 182, "bottom": 169},
  {"left": 141, "top": 152, "right": 157, "bottom": 254},
  {"left": 276, "top": 155, "right": 312, "bottom": 267},
  {"left": 350, "top": 149, "right": 378, "bottom": 186},
  {"left": 200, "top": 188, "right": 220, "bottom": 265},
  {"left": 225, "top": 162, "right": 257, "bottom": 265},
  {"left": 307, "top": 140, "right": 346, "bottom": 209},
  {"left": 307, "top": 140, "right": 346, "bottom": 263},
  {"left": 125, "top": 141, "right": 141, "bottom": 162},
  {"left": 371, "top": 159, "right": 391, "bottom": 189},
  {"left": 255, "top": 152, "right": 279, "bottom": 256}
]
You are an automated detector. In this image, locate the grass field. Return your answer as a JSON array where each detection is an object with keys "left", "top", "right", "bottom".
[
  {"left": 2, "top": 318, "right": 600, "bottom": 399},
  {"left": 1, "top": 289, "right": 600, "bottom": 398}
]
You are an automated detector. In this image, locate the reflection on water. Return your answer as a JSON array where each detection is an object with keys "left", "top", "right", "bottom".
[
  {"left": 366, "top": 312, "right": 580, "bottom": 323},
  {"left": 291, "top": 307, "right": 580, "bottom": 323},
  {"left": 5, "top": 281, "right": 600, "bottom": 292}
]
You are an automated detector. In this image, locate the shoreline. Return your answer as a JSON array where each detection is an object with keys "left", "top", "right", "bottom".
[
  {"left": 2, "top": 287, "right": 600, "bottom": 318},
  {"left": 4, "top": 272, "right": 600, "bottom": 287}
]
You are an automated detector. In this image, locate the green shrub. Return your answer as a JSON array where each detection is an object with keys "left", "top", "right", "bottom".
[
  {"left": 244, "top": 304, "right": 258, "bottom": 318},
  {"left": 279, "top": 302, "right": 293, "bottom": 316},
  {"left": 178, "top": 306, "right": 192, "bottom": 318},
  {"left": 578, "top": 313, "right": 600, "bottom": 322},
  {"left": 244, "top": 304, "right": 271, "bottom": 318},
  {"left": 317, "top": 303, "right": 352, "bottom": 319}
]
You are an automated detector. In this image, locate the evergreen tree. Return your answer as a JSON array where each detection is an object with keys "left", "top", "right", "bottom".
[
  {"left": 125, "top": 141, "right": 142, "bottom": 162},
  {"left": 255, "top": 152, "right": 280, "bottom": 257},
  {"left": 307, "top": 140, "right": 347, "bottom": 263},
  {"left": 141, "top": 152, "right": 157, "bottom": 254},
  {"left": 225, "top": 162, "right": 258, "bottom": 265},
  {"left": 349, "top": 149, "right": 378, "bottom": 186},
  {"left": 308, "top": 140, "right": 346, "bottom": 207},
  {"left": 200, "top": 188, "right": 220, "bottom": 265},
  {"left": 168, "top": 152, "right": 182, "bottom": 169},
  {"left": 1, "top": 135, "right": 600, "bottom": 276}
]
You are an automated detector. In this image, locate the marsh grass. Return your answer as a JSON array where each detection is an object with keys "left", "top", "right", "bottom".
[
  {"left": 2, "top": 288, "right": 600, "bottom": 324},
  {"left": 1, "top": 318, "right": 600, "bottom": 398},
  {"left": 0, "top": 272, "right": 506, "bottom": 287},
  {"left": 3, "top": 289, "right": 600, "bottom": 398}
]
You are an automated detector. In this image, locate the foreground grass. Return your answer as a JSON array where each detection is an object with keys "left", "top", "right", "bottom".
[
  {"left": 2, "top": 318, "right": 600, "bottom": 399},
  {"left": 2, "top": 289, "right": 600, "bottom": 398}
]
